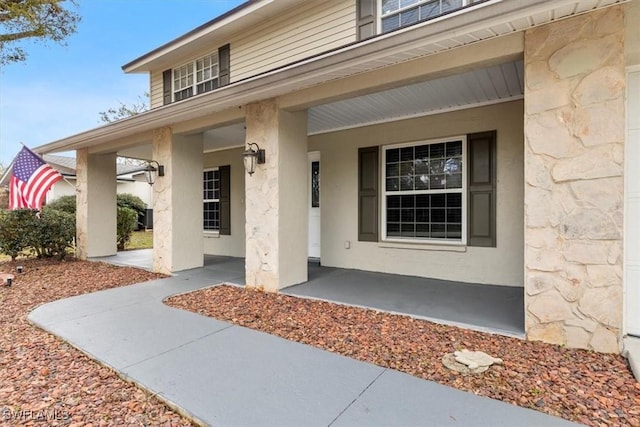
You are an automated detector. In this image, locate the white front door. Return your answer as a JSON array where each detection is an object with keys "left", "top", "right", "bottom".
[
  {"left": 308, "top": 152, "right": 321, "bottom": 259},
  {"left": 626, "top": 67, "right": 640, "bottom": 336}
]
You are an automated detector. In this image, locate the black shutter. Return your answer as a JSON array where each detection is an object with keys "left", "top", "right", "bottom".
[
  {"left": 218, "top": 44, "right": 230, "bottom": 87},
  {"left": 467, "top": 131, "right": 496, "bottom": 247},
  {"left": 358, "top": 146, "right": 378, "bottom": 242},
  {"left": 162, "top": 69, "right": 172, "bottom": 105},
  {"left": 357, "top": 0, "right": 377, "bottom": 40},
  {"left": 219, "top": 165, "right": 231, "bottom": 235}
]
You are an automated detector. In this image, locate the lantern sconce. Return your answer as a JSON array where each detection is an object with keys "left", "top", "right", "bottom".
[
  {"left": 242, "top": 143, "right": 266, "bottom": 176},
  {"left": 144, "top": 160, "right": 165, "bottom": 185}
]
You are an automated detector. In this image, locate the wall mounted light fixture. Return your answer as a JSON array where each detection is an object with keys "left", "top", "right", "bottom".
[
  {"left": 242, "top": 143, "right": 266, "bottom": 176},
  {"left": 144, "top": 160, "right": 165, "bottom": 185}
]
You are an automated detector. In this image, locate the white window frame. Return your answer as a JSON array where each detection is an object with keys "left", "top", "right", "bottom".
[
  {"left": 203, "top": 167, "right": 220, "bottom": 234},
  {"left": 381, "top": 136, "right": 467, "bottom": 245},
  {"left": 173, "top": 63, "right": 193, "bottom": 93},
  {"left": 173, "top": 52, "right": 219, "bottom": 101},
  {"left": 378, "top": 0, "right": 478, "bottom": 34},
  {"left": 195, "top": 53, "right": 218, "bottom": 86}
]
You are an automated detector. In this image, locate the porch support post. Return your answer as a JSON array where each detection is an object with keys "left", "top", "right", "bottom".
[
  {"left": 76, "top": 149, "right": 117, "bottom": 258},
  {"left": 523, "top": 6, "right": 625, "bottom": 353},
  {"left": 152, "top": 126, "right": 204, "bottom": 274},
  {"left": 245, "top": 99, "right": 308, "bottom": 291}
]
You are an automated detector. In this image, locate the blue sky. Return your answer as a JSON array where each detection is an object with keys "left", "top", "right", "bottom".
[{"left": 0, "top": 0, "right": 246, "bottom": 166}]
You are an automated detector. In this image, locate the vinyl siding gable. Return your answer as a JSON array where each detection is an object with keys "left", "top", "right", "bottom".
[
  {"left": 230, "top": 0, "right": 356, "bottom": 81},
  {"left": 148, "top": 0, "right": 356, "bottom": 108}
]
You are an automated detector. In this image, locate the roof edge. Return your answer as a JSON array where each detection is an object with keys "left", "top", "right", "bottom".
[{"left": 122, "top": 0, "right": 259, "bottom": 73}]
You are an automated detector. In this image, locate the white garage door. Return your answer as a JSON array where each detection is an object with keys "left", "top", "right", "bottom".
[{"left": 626, "top": 67, "right": 640, "bottom": 337}]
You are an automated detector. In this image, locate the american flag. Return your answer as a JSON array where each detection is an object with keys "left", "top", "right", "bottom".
[{"left": 9, "top": 146, "right": 63, "bottom": 210}]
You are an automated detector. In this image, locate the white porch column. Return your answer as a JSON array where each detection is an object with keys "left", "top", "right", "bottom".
[
  {"left": 245, "top": 99, "right": 308, "bottom": 291},
  {"left": 76, "top": 149, "right": 117, "bottom": 258},
  {"left": 152, "top": 127, "right": 204, "bottom": 274},
  {"left": 523, "top": 6, "right": 625, "bottom": 353}
]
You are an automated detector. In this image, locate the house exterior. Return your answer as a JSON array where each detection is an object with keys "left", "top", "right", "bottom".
[{"left": 34, "top": 0, "right": 639, "bottom": 354}]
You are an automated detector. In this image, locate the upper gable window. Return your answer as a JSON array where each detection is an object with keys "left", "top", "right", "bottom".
[
  {"left": 173, "top": 52, "right": 219, "bottom": 102},
  {"left": 380, "top": 0, "right": 480, "bottom": 34}
]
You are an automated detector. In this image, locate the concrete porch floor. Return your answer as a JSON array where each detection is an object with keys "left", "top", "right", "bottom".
[{"left": 92, "top": 250, "right": 524, "bottom": 337}]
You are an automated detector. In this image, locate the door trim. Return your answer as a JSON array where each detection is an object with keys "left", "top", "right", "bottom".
[{"left": 308, "top": 151, "right": 321, "bottom": 260}]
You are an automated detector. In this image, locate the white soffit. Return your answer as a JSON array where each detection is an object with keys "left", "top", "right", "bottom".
[{"left": 308, "top": 60, "right": 524, "bottom": 135}]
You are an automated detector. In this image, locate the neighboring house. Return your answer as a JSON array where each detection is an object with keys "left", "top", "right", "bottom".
[
  {"left": 34, "top": 0, "right": 639, "bottom": 354},
  {"left": 0, "top": 155, "right": 153, "bottom": 217}
]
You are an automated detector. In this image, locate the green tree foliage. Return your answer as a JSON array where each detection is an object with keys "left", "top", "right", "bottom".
[
  {"left": 0, "top": 207, "right": 74, "bottom": 260},
  {"left": 116, "top": 207, "right": 137, "bottom": 251},
  {"left": 0, "top": 0, "right": 80, "bottom": 64}
]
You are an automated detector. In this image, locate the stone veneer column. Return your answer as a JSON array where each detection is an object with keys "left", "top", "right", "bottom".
[
  {"left": 76, "top": 149, "right": 117, "bottom": 258},
  {"left": 524, "top": 6, "right": 625, "bottom": 353},
  {"left": 152, "top": 127, "right": 204, "bottom": 274},
  {"left": 245, "top": 99, "right": 308, "bottom": 291}
]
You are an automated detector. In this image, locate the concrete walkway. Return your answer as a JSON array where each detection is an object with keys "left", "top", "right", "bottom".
[{"left": 29, "top": 259, "right": 579, "bottom": 426}]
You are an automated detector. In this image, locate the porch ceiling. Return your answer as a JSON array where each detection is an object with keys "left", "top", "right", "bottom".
[
  {"left": 308, "top": 59, "right": 524, "bottom": 135},
  {"left": 207, "top": 59, "right": 524, "bottom": 149},
  {"left": 117, "top": 58, "right": 528, "bottom": 157}
]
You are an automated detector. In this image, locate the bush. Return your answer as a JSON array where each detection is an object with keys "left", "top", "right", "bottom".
[
  {"left": 116, "top": 193, "right": 146, "bottom": 217},
  {"left": 46, "top": 195, "right": 76, "bottom": 215},
  {"left": 47, "top": 193, "right": 147, "bottom": 230},
  {"left": 32, "top": 207, "right": 76, "bottom": 260},
  {"left": 0, "top": 208, "right": 75, "bottom": 260},
  {"left": 117, "top": 207, "right": 137, "bottom": 251},
  {"left": 0, "top": 209, "right": 38, "bottom": 260}
]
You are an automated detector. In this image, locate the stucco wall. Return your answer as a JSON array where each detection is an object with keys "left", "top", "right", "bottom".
[
  {"left": 523, "top": 6, "right": 625, "bottom": 353},
  {"left": 203, "top": 147, "right": 246, "bottom": 258},
  {"left": 308, "top": 100, "right": 525, "bottom": 287}
]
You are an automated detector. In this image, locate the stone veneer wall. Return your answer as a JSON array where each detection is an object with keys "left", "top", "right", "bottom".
[{"left": 524, "top": 6, "right": 625, "bottom": 353}]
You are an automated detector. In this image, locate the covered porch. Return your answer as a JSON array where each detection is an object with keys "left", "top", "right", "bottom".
[
  {"left": 92, "top": 249, "right": 524, "bottom": 337},
  {"left": 37, "top": 1, "right": 634, "bottom": 353}
]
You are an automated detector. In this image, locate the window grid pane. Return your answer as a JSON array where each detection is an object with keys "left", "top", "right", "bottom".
[
  {"left": 196, "top": 53, "right": 219, "bottom": 84},
  {"left": 385, "top": 139, "right": 464, "bottom": 241},
  {"left": 173, "top": 52, "right": 219, "bottom": 100},
  {"left": 382, "top": 0, "right": 467, "bottom": 33},
  {"left": 203, "top": 170, "right": 220, "bottom": 231}
]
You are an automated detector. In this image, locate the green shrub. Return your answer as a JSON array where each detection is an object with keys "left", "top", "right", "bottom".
[
  {"left": 47, "top": 193, "right": 147, "bottom": 230},
  {"left": 117, "top": 193, "right": 146, "bottom": 217},
  {"left": 0, "top": 208, "right": 75, "bottom": 260},
  {"left": 117, "top": 207, "right": 137, "bottom": 251},
  {"left": 46, "top": 195, "right": 76, "bottom": 215},
  {"left": 0, "top": 209, "right": 38, "bottom": 260},
  {"left": 32, "top": 207, "right": 76, "bottom": 260}
]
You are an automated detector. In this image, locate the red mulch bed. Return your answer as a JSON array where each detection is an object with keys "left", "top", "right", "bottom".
[
  {"left": 167, "top": 285, "right": 640, "bottom": 427},
  {"left": 0, "top": 258, "right": 194, "bottom": 426}
]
